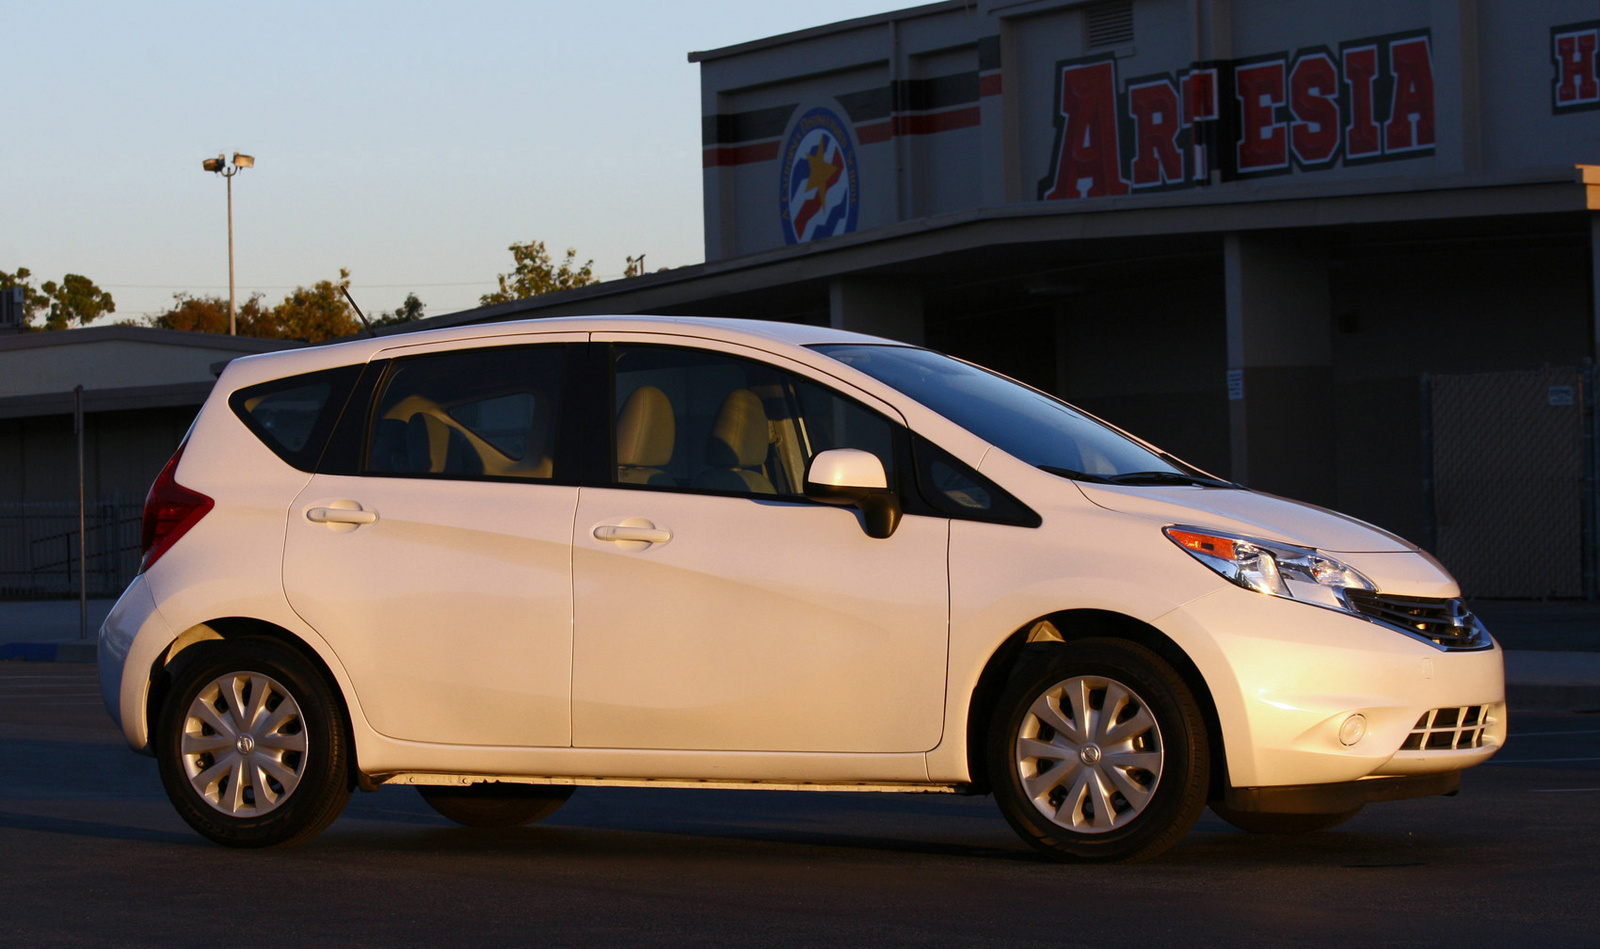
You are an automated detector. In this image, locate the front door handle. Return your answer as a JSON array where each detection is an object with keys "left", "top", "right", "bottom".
[
  {"left": 593, "top": 524, "right": 671, "bottom": 544},
  {"left": 307, "top": 506, "right": 378, "bottom": 526}
]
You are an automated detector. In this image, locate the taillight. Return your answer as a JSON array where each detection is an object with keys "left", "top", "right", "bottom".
[{"left": 140, "top": 441, "right": 214, "bottom": 572}]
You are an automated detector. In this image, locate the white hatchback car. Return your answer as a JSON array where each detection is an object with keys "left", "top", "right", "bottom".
[{"left": 100, "top": 316, "right": 1504, "bottom": 861}]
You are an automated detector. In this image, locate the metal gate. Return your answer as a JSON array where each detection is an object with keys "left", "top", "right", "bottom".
[
  {"left": 0, "top": 497, "right": 144, "bottom": 600},
  {"left": 1423, "top": 365, "right": 1597, "bottom": 599}
]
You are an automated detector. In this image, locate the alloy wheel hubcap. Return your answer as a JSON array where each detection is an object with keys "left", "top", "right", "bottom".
[
  {"left": 1014, "top": 674, "right": 1164, "bottom": 834},
  {"left": 179, "top": 672, "right": 308, "bottom": 817}
]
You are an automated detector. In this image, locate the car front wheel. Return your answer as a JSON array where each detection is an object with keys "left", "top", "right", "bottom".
[
  {"left": 988, "top": 639, "right": 1210, "bottom": 863},
  {"left": 156, "top": 639, "right": 352, "bottom": 847}
]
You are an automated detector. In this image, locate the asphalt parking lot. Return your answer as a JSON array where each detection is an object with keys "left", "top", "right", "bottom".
[{"left": 1, "top": 662, "right": 1597, "bottom": 948}]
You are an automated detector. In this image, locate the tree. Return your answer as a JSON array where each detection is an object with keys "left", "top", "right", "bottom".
[
  {"left": 152, "top": 292, "right": 276, "bottom": 336},
  {"left": 371, "top": 292, "right": 426, "bottom": 328},
  {"left": 274, "top": 268, "right": 360, "bottom": 342},
  {"left": 4, "top": 267, "right": 117, "bottom": 330},
  {"left": 480, "top": 241, "right": 596, "bottom": 306},
  {"left": 39, "top": 274, "right": 116, "bottom": 329},
  {"left": 1, "top": 268, "right": 47, "bottom": 328}
]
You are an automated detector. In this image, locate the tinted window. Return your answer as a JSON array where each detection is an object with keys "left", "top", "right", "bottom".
[
  {"left": 366, "top": 346, "right": 566, "bottom": 481},
  {"left": 910, "top": 434, "right": 1040, "bottom": 527},
  {"left": 230, "top": 365, "right": 361, "bottom": 471},
  {"left": 612, "top": 345, "right": 895, "bottom": 498},
  {"left": 815, "top": 344, "right": 1193, "bottom": 480}
]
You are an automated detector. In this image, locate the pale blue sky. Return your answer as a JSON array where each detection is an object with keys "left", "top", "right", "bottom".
[{"left": 2, "top": 1, "right": 910, "bottom": 323}]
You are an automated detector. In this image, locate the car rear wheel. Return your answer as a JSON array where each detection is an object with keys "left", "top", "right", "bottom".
[
  {"left": 417, "top": 783, "right": 575, "bottom": 827},
  {"left": 988, "top": 639, "right": 1210, "bottom": 863},
  {"left": 1210, "top": 803, "right": 1362, "bottom": 834},
  {"left": 156, "top": 639, "right": 351, "bottom": 848}
]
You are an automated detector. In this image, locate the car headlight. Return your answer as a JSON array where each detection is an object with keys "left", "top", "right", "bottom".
[{"left": 1164, "top": 526, "right": 1374, "bottom": 612}]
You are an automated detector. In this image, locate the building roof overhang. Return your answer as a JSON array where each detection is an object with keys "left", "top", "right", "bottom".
[{"left": 412, "top": 166, "right": 1591, "bottom": 332}]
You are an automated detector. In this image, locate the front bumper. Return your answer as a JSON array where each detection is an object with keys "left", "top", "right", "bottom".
[
  {"left": 1223, "top": 771, "right": 1460, "bottom": 814},
  {"left": 1156, "top": 586, "right": 1506, "bottom": 790}
]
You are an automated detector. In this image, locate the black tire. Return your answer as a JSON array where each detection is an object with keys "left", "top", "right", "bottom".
[
  {"left": 1210, "top": 803, "right": 1362, "bottom": 834},
  {"left": 988, "top": 638, "right": 1211, "bottom": 863},
  {"left": 417, "top": 783, "right": 574, "bottom": 827},
  {"left": 155, "top": 638, "right": 352, "bottom": 848}
]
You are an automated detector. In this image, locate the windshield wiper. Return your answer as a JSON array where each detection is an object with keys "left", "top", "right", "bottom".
[
  {"left": 1103, "top": 471, "right": 1238, "bottom": 488},
  {"left": 1037, "top": 465, "right": 1113, "bottom": 484}
]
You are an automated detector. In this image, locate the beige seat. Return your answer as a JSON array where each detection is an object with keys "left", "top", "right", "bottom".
[
  {"left": 694, "top": 389, "right": 775, "bottom": 494},
  {"left": 405, "top": 413, "right": 482, "bottom": 475},
  {"left": 616, "top": 385, "right": 676, "bottom": 485}
]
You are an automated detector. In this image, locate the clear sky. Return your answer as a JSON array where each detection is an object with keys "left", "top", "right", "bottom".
[{"left": 2, "top": 1, "right": 912, "bottom": 325}]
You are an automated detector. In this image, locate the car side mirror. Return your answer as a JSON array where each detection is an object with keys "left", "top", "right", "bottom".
[{"left": 804, "top": 448, "right": 902, "bottom": 539}]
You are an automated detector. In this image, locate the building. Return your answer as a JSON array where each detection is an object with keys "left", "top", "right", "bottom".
[
  {"left": 423, "top": 0, "right": 1600, "bottom": 598},
  {"left": 0, "top": 326, "right": 301, "bottom": 596}
]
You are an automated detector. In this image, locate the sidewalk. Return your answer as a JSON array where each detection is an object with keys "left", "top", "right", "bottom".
[{"left": 2, "top": 597, "right": 1597, "bottom": 710}]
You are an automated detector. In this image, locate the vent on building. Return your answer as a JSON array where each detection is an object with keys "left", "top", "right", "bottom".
[{"left": 1085, "top": 0, "right": 1134, "bottom": 49}]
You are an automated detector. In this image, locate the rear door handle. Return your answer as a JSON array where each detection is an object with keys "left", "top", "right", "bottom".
[
  {"left": 593, "top": 525, "right": 672, "bottom": 544},
  {"left": 307, "top": 507, "right": 378, "bottom": 525}
]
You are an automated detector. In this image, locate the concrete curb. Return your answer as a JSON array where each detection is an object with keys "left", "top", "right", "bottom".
[
  {"left": 1508, "top": 683, "right": 1600, "bottom": 712},
  {"left": 1, "top": 642, "right": 97, "bottom": 663}
]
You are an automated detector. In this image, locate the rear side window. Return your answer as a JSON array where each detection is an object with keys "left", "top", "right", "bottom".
[
  {"left": 365, "top": 345, "right": 567, "bottom": 481},
  {"left": 230, "top": 365, "right": 361, "bottom": 471}
]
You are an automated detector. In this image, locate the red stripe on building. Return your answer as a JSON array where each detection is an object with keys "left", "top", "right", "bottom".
[
  {"left": 856, "top": 121, "right": 894, "bottom": 144},
  {"left": 979, "top": 72, "right": 1002, "bottom": 97},
  {"left": 893, "top": 106, "right": 982, "bottom": 136},
  {"left": 702, "top": 140, "right": 782, "bottom": 167}
]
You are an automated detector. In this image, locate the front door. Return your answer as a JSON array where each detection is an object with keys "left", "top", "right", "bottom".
[{"left": 570, "top": 340, "right": 949, "bottom": 753}]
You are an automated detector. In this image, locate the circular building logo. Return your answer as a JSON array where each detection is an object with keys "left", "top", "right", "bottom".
[{"left": 779, "top": 107, "right": 860, "bottom": 245}]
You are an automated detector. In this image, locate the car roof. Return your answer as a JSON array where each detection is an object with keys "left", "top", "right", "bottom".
[{"left": 217, "top": 315, "right": 901, "bottom": 387}]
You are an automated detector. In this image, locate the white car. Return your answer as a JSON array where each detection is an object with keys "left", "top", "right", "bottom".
[{"left": 99, "top": 316, "right": 1504, "bottom": 861}]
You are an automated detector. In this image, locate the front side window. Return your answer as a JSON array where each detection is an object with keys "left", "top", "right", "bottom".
[
  {"left": 365, "top": 346, "right": 566, "bottom": 480},
  {"left": 611, "top": 345, "right": 895, "bottom": 498}
]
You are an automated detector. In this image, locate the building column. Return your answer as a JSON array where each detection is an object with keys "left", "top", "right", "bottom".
[
  {"left": 1224, "top": 232, "right": 1336, "bottom": 503},
  {"left": 1591, "top": 210, "right": 1600, "bottom": 364},
  {"left": 828, "top": 277, "right": 925, "bottom": 344}
]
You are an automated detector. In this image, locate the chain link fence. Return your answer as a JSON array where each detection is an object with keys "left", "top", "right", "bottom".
[
  {"left": 1424, "top": 365, "right": 1597, "bottom": 599},
  {"left": 0, "top": 497, "right": 143, "bottom": 600}
]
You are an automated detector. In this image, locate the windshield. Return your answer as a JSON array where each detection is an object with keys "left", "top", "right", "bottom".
[{"left": 814, "top": 344, "right": 1226, "bottom": 485}]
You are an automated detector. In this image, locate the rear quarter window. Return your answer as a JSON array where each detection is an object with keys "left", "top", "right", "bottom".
[{"left": 229, "top": 364, "right": 362, "bottom": 471}]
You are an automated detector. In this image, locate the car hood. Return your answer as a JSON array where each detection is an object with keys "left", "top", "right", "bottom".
[{"left": 1072, "top": 482, "right": 1416, "bottom": 553}]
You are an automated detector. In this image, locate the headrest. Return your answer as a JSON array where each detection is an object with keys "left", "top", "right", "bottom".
[
  {"left": 406, "top": 413, "right": 449, "bottom": 472},
  {"left": 616, "top": 385, "right": 675, "bottom": 467},
  {"left": 706, "top": 389, "right": 769, "bottom": 468}
]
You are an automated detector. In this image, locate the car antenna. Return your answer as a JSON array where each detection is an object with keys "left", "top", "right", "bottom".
[{"left": 340, "top": 285, "right": 378, "bottom": 338}]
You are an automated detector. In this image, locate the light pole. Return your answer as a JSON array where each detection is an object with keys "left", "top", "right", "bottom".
[{"left": 201, "top": 152, "right": 254, "bottom": 335}]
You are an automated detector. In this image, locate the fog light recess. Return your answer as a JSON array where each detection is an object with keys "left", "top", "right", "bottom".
[{"left": 1339, "top": 714, "right": 1367, "bottom": 746}]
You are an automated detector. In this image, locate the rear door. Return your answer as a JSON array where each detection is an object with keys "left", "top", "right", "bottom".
[{"left": 283, "top": 335, "right": 583, "bottom": 748}]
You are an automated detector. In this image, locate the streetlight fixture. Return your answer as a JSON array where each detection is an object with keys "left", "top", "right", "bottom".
[{"left": 201, "top": 151, "right": 255, "bottom": 335}]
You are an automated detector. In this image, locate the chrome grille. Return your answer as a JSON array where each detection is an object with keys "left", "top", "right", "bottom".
[
  {"left": 1343, "top": 590, "right": 1489, "bottom": 649},
  {"left": 1401, "top": 706, "right": 1492, "bottom": 751}
]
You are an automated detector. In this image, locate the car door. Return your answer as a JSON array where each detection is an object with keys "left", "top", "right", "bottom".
[
  {"left": 283, "top": 336, "right": 583, "bottom": 748},
  {"left": 570, "top": 337, "right": 950, "bottom": 754}
]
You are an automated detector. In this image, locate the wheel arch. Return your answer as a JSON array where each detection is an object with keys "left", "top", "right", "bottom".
[
  {"left": 145, "top": 617, "right": 361, "bottom": 790},
  {"left": 963, "top": 608, "right": 1227, "bottom": 800}
]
